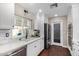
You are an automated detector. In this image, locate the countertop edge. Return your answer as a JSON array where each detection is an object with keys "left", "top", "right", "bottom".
[{"left": 0, "top": 37, "right": 42, "bottom": 56}]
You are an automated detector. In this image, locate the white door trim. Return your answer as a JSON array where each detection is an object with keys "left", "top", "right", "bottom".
[{"left": 51, "top": 21, "right": 63, "bottom": 46}]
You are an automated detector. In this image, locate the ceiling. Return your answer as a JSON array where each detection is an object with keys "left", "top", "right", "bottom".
[{"left": 18, "top": 3, "right": 72, "bottom": 18}]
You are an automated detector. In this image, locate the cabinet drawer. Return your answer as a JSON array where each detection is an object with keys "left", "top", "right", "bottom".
[{"left": 27, "top": 40, "right": 40, "bottom": 56}]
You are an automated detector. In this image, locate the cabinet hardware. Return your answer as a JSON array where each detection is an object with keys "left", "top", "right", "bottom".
[
  {"left": 6, "top": 33, "right": 9, "bottom": 37},
  {"left": 12, "top": 26, "right": 14, "bottom": 27}
]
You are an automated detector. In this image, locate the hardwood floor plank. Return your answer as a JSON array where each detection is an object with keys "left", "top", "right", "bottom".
[{"left": 39, "top": 45, "right": 71, "bottom": 56}]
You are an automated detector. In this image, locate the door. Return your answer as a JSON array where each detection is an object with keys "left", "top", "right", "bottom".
[
  {"left": 51, "top": 22, "right": 63, "bottom": 46},
  {"left": 54, "top": 23, "right": 60, "bottom": 43}
]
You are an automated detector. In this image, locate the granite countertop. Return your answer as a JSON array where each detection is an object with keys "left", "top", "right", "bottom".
[{"left": 0, "top": 37, "right": 41, "bottom": 56}]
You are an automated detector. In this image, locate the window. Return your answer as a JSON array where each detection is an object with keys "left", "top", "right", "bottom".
[{"left": 12, "top": 15, "right": 32, "bottom": 38}]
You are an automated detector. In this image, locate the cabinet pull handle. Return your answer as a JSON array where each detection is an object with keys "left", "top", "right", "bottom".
[{"left": 12, "top": 26, "right": 14, "bottom": 27}]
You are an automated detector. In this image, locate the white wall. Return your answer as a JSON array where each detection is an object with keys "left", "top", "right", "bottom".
[
  {"left": 34, "top": 10, "right": 44, "bottom": 38},
  {"left": 44, "top": 16, "right": 48, "bottom": 23},
  {"left": 72, "top": 4, "right": 79, "bottom": 43},
  {"left": 39, "top": 14, "right": 44, "bottom": 38},
  {"left": 15, "top": 4, "right": 34, "bottom": 19},
  {"left": 48, "top": 16, "right": 67, "bottom": 47}
]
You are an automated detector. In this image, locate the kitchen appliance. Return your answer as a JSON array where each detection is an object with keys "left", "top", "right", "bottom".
[
  {"left": 44, "top": 23, "right": 50, "bottom": 49},
  {"left": 34, "top": 30, "right": 40, "bottom": 37},
  {"left": 31, "top": 30, "right": 40, "bottom": 37}
]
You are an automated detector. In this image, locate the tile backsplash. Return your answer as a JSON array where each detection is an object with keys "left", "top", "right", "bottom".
[
  {"left": 0, "top": 30, "right": 12, "bottom": 45},
  {"left": 0, "top": 30, "right": 11, "bottom": 40}
]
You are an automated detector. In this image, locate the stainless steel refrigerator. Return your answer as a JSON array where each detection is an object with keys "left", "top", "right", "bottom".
[{"left": 44, "top": 23, "right": 51, "bottom": 49}]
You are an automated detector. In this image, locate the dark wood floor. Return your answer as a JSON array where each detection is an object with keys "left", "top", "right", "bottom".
[{"left": 39, "top": 45, "right": 71, "bottom": 56}]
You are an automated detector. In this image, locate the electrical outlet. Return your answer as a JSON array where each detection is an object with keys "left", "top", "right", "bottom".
[{"left": 6, "top": 33, "right": 9, "bottom": 37}]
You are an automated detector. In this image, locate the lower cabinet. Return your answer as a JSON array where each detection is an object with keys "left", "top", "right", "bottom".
[
  {"left": 27, "top": 38, "right": 44, "bottom": 56},
  {"left": 7, "top": 38, "right": 44, "bottom": 56},
  {"left": 40, "top": 38, "right": 44, "bottom": 52},
  {"left": 9, "top": 47, "right": 26, "bottom": 56}
]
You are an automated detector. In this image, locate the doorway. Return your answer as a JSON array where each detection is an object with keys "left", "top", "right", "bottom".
[
  {"left": 51, "top": 21, "right": 63, "bottom": 46},
  {"left": 54, "top": 23, "right": 60, "bottom": 43}
]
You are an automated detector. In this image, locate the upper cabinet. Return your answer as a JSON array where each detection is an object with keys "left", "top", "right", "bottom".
[
  {"left": 34, "top": 11, "right": 44, "bottom": 37},
  {"left": 0, "top": 3, "right": 14, "bottom": 29},
  {"left": 15, "top": 4, "right": 24, "bottom": 17},
  {"left": 0, "top": 3, "right": 32, "bottom": 29}
]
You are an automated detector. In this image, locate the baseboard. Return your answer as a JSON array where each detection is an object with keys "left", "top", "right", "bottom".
[
  {"left": 62, "top": 45, "right": 72, "bottom": 56},
  {"left": 38, "top": 49, "right": 44, "bottom": 56},
  {"left": 62, "top": 45, "right": 68, "bottom": 48},
  {"left": 67, "top": 46, "right": 73, "bottom": 56},
  {"left": 51, "top": 43, "right": 62, "bottom": 47}
]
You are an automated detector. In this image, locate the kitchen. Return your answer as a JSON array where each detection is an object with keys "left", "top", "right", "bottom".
[
  {"left": 0, "top": 3, "right": 79, "bottom": 56},
  {"left": 0, "top": 3, "right": 44, "bottom": 56}
]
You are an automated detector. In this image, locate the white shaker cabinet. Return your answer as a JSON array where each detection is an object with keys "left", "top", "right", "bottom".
[
  {"left": 0, "top": 3, "right": 14, "bottom": 29},
  {"left": 27, "top": 38, "right": 44, "bottom": 56},
  {"left": 27, "top": 39, "right": 40, "bottom": 56}
]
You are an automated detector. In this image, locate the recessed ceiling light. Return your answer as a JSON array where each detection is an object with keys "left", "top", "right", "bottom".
[
  {"left": 39, "top": 9, "right": 42, "bottom": 13},
  {"left": 54, "top": 14, "right": 58, "bottom": 17}
]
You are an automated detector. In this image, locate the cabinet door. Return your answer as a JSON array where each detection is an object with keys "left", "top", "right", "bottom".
[
  {"left": 0, "top": 3, "right": 14, "bottom": 29},
  {"left": 40, "top": 38, "right": 44, "bottom": 52},
  {"left": 27, "top": 41, "right": 37, "bottom": 56},
  {"left": 27, "top": 40, "right": 41, "bottom": 56},
  {"left": 35, "top": 39, "right": 41, "bottom": 55}
]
